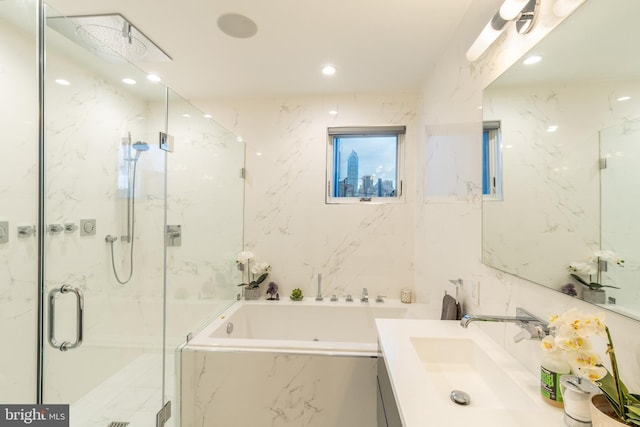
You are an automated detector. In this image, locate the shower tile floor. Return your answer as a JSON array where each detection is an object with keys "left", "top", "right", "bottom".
[{"left": 71, "top": 353, "right": 175, "bottom": 427}]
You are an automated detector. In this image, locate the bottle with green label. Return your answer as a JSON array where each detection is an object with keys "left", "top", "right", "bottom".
[{"left": 540, "top": 352, "right": 570, "bottom": 407}]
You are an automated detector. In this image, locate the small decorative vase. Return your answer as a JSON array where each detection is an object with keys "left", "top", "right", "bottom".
[
  {"left": 590, "top": 394, "right": 628, "bottom": 427},
  {"left": 583, "top": 288, "right": 606, "bottom": 304},
  {"left": 244, "top": 287, "right": 261, "bottom": 300}
]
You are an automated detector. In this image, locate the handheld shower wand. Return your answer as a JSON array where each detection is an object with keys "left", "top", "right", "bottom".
[{"left": 106, "top": 137, "right": 149, "bottom": 285}]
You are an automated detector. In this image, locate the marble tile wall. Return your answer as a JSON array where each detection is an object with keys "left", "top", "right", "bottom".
[{"left": 200, "top": 93, "right": 418, "bottom": 302}]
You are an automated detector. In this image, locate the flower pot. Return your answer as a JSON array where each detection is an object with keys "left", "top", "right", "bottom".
[
  {"left": 590, "top": 394, "right": 629, "bottom": 427},
  {"left": 583, "top": 288, "right": 606, "bottom": 304},
  {"left": 244, "top": 287, "right": 261, "bottom": 300}
]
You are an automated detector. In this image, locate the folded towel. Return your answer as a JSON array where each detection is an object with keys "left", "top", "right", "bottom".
[{"left": 441, "top": 293, "right": 460, "bottom": 320}]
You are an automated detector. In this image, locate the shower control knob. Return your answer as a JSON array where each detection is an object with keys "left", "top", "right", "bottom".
[
  {"left": 64, "top": 223, "right": 79, "bottom": 233},
  {"left": 48, "top": 224, "right": 63, "bottom": 234},
  {"left": 80, "top": 219, "right": 96, "bottom": 236}
]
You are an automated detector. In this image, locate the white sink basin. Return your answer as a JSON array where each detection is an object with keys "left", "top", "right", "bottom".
[
  {"left": 410, "top": 337, "right": 533, "bottom": 411},
  {"left": 377, "top": 320, "right": 564, "bottom": 427}
]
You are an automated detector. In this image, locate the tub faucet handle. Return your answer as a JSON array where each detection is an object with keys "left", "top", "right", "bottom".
[
  {"left": 375, "top": 295, "right": 386, "bottom": 303},
  {"left": 330, "top": 294, "right": 338, "bottom": 302},
  {"left": 345, "top": 294, "right": 353, "bottom": 302},
  {"left": 361, "top": 288, "right": 369, "bottom": 303}
]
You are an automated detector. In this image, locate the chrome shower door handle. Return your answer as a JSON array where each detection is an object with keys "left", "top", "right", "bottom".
[{"left": 48, "top": 284, "right": 84, "bottom": 351}]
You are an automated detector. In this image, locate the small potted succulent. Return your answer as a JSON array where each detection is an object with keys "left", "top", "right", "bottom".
[{"left": 290, "top": 288, "right": 303, "bottom": 301}]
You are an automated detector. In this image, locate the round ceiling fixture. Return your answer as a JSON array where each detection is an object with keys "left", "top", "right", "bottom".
[{"left": 217, "top": 13, "right": 258, "bottom": 39}]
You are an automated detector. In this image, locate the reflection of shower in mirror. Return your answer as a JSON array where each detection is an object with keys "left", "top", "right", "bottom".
[{"left": 105, "top": 133, "right": 148, "bottom": 284}]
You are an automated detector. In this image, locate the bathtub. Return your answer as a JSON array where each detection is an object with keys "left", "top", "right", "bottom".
[
  {"left": 179, "top": 299, "right": 427, "bottom": 427},
  {"left": 184, "top": 298, "right": 424, "bottom": 356}
]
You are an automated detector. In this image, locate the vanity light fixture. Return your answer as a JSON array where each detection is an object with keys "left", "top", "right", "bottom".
[
  {"left": 547, "top": 125, "right": 559, "bottom": 133},
  {"left": 146, "top": 73, "right": 161, "bottom": 82},
  {"left": 329, "top": 110, "right": 338, "bottom": 116},
  {"left": 617, "top": 96, "right": 631, "bottom": 102},
  {"left": 203, "top": 114, "right": 213, "bottom": 119},
  {"left": 122, "top": 78, "right": 136, "bottom": 85},
  {"left": 466, "top": 0, "right": 540, "bottom": 62}
]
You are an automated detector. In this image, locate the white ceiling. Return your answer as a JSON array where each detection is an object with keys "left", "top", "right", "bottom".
[{"left": 45, "top": 0, "right": 476, "bottom": 100}]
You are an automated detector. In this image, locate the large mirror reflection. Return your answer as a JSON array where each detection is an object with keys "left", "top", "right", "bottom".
[{"left": 482, "top": 0, "right": 640, "bottom": 320}]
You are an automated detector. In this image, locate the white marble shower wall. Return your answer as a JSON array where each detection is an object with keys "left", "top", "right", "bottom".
[
  {"left": 199, "top": 93, "right": 418, "bottom": 301},
  {"left": 0, "top": 1, "right": 38, "bottom": 403}
]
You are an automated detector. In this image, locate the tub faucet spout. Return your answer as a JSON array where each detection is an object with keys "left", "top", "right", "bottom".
[
  {"left": 361, "top": 288, "right": 369, "bottom": 303},
  {"left": 460, "top": 307, "right": 549, "bottom": 342},
  {"left": 315, "top": 273, "right": 323, "bottom": 301}
]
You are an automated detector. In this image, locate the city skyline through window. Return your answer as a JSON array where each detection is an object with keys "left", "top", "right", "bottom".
[{"left": 333, "top": 135, "right": 397, "bottom": 197}]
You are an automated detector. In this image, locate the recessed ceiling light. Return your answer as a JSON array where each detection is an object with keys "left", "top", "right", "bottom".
[
  {"left": 255, "top": 152, "right": 263, "bottom": 156},
  {"left": 146, "top": 74, "right": 161, "bottom": 82},
  {"left": 122, "top": 78, "right": 136, "bottom": 85},
  {"left": 322, "top": 65, "right": 336, "bottom": 76},
  {"left": 236, "top": 136, "right": 244, "bottom": 143},
  {"left": 547, "top": 125, "right": 559, "bottom": 132},
  {"left": 55, "top": 79, "right": 70, "bottom": 86},
  {"left": 203, "top": 114, "right": 213, "bottom": 119},
  {"left": 329, "top": 110, "right": 338, "bottom": 115},
  {"left": 523, "top": 55, "right": 542, "bottom": 65},
  {"left": 182, "top": 113, "right": 191, "bottom": 118},
  {"left": 217, "top": 13, "right": 258, "bottom": 39},
  {"left": 617, "top": 96, "right": 631, "bottom": 102}
]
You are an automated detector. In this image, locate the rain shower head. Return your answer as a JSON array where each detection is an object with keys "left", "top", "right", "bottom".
[{"left": 47, "top": 13, "right": 171, "bottom": 63}]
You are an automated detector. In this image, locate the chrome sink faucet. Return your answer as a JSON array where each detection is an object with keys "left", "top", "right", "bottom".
[
  {"left": 361, "top": 287, "right": 369, "bottom": 303},
  {"left": 460, "top": 307, "right": 549, "bottom": 342}
]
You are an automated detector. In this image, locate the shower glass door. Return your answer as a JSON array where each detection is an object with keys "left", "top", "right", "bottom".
[
  {"left": 0, "top": 0, "right": 39, "bottom": 404},
  {"left": 42, "top": 6, "right": 167, "bottom": 425},
  {"left": 165, "top": 91, "right": 245, "bottom": 425}
]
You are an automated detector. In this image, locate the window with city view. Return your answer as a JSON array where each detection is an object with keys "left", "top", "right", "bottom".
[{"left": 326, "top": 126, "right": 405, "bottom": 203}]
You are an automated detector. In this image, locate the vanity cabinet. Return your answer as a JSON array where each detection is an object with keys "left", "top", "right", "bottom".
[{"left": 377, "top": 356, "right": 402, "bottom": 427}]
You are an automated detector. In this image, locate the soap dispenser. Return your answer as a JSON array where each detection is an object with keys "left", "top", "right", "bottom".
[{"left": 540, "top": 350, "right": 571, "bottom": 407}]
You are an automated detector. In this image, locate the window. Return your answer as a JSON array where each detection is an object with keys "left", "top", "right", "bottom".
[
  {"left": 326, "top": 125, "right": 405, "bottom": 203},
  {"left": 482, "top": 121, "right": 503, "bottom": 200}
]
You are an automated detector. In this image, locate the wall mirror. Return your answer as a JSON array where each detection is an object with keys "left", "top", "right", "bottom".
[{"left": 482, "top": 0, "right": 640, "bottom": 321}]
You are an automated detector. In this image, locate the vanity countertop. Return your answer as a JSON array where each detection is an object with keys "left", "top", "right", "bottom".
[{"left": 376, "top": 319, "right": 565, "bottom": 427}]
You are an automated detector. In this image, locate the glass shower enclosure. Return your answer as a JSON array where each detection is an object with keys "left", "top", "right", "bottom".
[{"left": 0, "top": 1, "right": 244, "bottom": 426}]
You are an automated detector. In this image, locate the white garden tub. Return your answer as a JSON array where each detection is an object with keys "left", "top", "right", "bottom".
[
  {"left": 180, "top": 299, "right": 427, "bottom": 427},
  {"left": 184, "top": 298, "right": 424, "bottom": 356}
]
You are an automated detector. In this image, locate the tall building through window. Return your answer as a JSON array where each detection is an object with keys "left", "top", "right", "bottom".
[{"left": 327, "top": 125, "right": 405, "bottom": 203}]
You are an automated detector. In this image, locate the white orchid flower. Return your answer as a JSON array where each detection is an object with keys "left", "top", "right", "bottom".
[
  {"left": 576, "top": 365, "right": 608, "bottom": 382},
  {"left": 541, "top": 335, "right": 558, "bottom": 352},
  {"left": 591, "top": 250, "right": 624, "bottom": 266},
  {"left": 250, "top": 261, "right": 271, "bottom": 276},
  {"left": 235, "top": 251, "right": 255, "bottom": 265},
  {"left": 566, "top": 349, "right": 602, "bottom": 371},
  {"left": 568, "top": 261, "right": 597, "bottom": 276}
]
